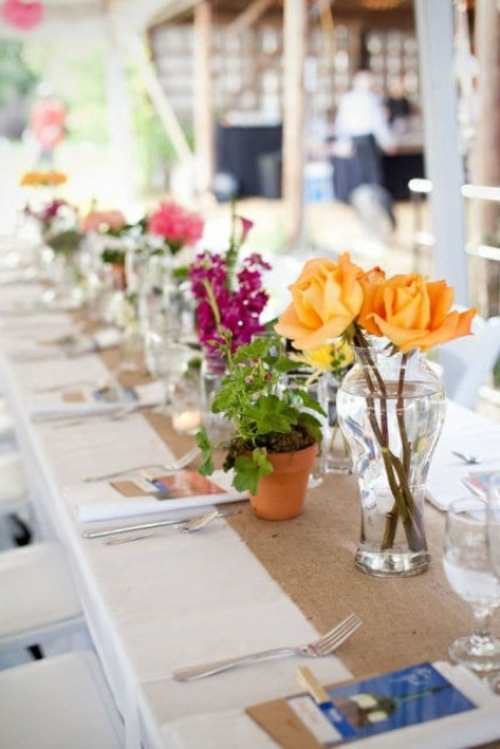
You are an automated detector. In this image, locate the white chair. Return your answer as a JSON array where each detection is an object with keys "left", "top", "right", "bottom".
[
  {"left": 0, "top": 451, "right": 33, "bottom": 550},
  {"left": 438, "top": 314, "right": 500, "bottom": 410},
  {"left": 0, "top": 651, "right": 124, "bottom": 748},
  {"left": 0, "top": 542, "right": 84, "bottom": 656},
  {"left": 0, "top": 396, "right": 16, "bottom": 441}
]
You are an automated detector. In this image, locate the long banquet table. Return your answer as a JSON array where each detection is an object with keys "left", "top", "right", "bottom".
[{"left": 1, "top": 279, "right": 500, "bottom": 749}]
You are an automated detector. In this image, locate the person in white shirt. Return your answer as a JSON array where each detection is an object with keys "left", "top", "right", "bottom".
[{"left": 330, "top": 70, "right": 397, "bottom": 236}]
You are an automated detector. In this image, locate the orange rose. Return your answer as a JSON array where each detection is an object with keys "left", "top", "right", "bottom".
[
  {"left": 81, "top": 209, "right": 126, "bottom": 233},
  {"left": 275, "top": 254, "right": 368, "bottom": 350},
  {"left": 358, "top": 273, "right": 476, "bottom": 352}
]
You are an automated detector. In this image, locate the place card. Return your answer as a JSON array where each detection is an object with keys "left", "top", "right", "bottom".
[
  {"left": 62, "top": 390, "right": 86, "bottom": 403},
  {"left": 111, "top": 471, "right": 228, "bottom": 502}
]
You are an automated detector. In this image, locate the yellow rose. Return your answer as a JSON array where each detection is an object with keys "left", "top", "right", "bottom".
[
  {"left": 358, "top": 274, "right": 476, "bottom": 352},
  {"left": 291, "top": 340, "right": 354, "bottom": 372},
  {"left": 275, "top": 254, "right": 367, "bottom": 351}
]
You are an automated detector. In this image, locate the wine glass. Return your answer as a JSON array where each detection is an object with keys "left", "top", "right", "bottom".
[
  {"left": 487, "top": 473, "right": 500, "bottom": 578},
  {"left": 443, "top": 496, "right": 500, "bottom": 673},
  {"left": 144, "top": 330, "right": 192, "bottom": 415},
  {"left": 486, "top": 473, "right": 500, "bottom": 692}
]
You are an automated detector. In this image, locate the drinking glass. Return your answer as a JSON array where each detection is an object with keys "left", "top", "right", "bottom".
[
  {"left": 486, "top": 473, "right": 500, "bottom": 692},
  {"left": 487, "top": 474, "right": 500, "bottom": 580},
  {"left": 144, "top": 330, "right": 192, "bottom": 415},
  {"left": 443, "top": 496, "right": 500, "bottom": 673}
]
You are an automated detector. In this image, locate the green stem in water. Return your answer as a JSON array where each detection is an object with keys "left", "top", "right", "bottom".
[{"left": 353, "top": 330, "right": 425, "bottom": 554}]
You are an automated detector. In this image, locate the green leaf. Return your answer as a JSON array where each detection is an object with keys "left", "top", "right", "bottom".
[
  {"left": 232, "top": 449, "right": 273, "bottom": 495},
  {"left": 245, "top": 394, "right": 298, "bottom": 434}
]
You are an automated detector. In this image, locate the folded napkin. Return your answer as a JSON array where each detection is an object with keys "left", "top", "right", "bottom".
[
  {"left": 66, "top": 469, "right": 248, "bottom": 523},
  {"left": 425, "top": 401, "right": 500, "bottom": 511},
  {"left": 29, "top": 381, "right": 163, "bottom": 421},
  {"left": 10, "top": 326, "right": 122, "bottom": 362}
]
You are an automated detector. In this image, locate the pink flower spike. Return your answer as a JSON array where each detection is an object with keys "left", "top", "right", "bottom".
[{"left": 239, "top": 216, "right": 254, "bottom": 245}]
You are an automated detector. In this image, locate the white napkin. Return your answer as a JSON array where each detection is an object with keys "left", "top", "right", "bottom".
[
  {"left": 9, "top": 326, "right": 122, "bottom": 362},
  {"left": 29, "top": 381, "right": 163, "bottom": 421},
  {"left": 426, "top": 401, "right": 500, "bottom": 511},
  {"left": 66, "top": 469, "right": 248, "bottom": 523}
]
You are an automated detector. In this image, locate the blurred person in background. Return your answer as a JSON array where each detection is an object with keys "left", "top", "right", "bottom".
[
  {"left": 28, "top": 83, "right": 66, "bottom": 168},
  {"left": 330, "top": 69, "right": 397, "bottom": 240}
]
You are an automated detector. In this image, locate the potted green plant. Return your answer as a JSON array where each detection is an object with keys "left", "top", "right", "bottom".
[{"left": 196, "top": 332, "right": 325, "bottom": 520}]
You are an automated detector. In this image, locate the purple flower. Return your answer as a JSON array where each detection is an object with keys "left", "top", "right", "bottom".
[{"left": 189, "top": 250, "right": 272, "bottom": 353}]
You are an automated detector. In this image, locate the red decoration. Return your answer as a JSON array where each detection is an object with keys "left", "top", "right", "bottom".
[{"left": 2, "top": 0, "right": 44, "bottom": 31}]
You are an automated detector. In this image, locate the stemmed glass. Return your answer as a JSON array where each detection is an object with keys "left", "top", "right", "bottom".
[
  {"left": 443, "top": 496, "right": 500, "bottom": 674},
  {"left": 486, "top": 473, "right": 500, "bottom": 692},
  {"left": 144, "top": 329, "right": 192, "bottom": 416}
]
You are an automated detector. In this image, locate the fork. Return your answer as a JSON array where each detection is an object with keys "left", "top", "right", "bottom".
[
  {"left": 82, "top": 444, "right": 201, "bottom": 482},
  {"left": 172, "top": 612, "right": 362, "bottom": 681},
  {"left": 103, "top": 508, "right": 241, "bottom": 544},
  {"left": 451, "top": 450, "right": 483, "bottom": 465}
]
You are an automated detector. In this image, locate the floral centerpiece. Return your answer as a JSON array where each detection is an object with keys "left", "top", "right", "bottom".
[
  {"left": 20, "top": 170, "right": 67, "bottom": 188},
  {"left": 80, "top": 209, "right": 127, "bottom": 234},
  {"left": 275, "top": 253, "right": 476, "bottom": 575},
  {"left": 147, "top": 200, "right": 204, "bottom": 255},
  {"left": 190, "top": 211, "right": 324, "bottom": 518}
]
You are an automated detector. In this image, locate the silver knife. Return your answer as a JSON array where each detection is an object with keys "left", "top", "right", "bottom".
[{"left": 81, "top": 507, "right": 241, "bottom": 539}]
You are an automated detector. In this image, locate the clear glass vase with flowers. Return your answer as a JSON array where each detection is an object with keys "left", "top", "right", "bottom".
[{"left": 276, "top": 253, "right": 476, "bottom": 576}]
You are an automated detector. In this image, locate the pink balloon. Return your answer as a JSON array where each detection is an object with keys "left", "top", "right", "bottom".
[{"left": 2, "top": 0, "right": 44, "bottom": 31}]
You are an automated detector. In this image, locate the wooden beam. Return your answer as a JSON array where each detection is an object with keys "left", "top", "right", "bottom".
[
  {"left": 282, "top": 0, "right": 307, "bottom": 249},
  {"left": 125, "top": 33, "right": 192, "bottom": 162},
  {"left": 193, "top": 1, "right": 215, "bottom": 195},
  {"left": 225, "top": 0, "right": 276, "bottom": 34},
  {"left": 471, "top": 0, "right": 500, "bottom": 316},
  {"left": 413, "top": 0, "right": 468, "bottom": 302}
]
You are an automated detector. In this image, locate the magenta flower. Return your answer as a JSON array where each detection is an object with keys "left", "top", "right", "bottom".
[
  {"left": 189, "top": 250, "right": 272, "bottom": 354},
  {"left": 147, "top": 201, "right": 204, "bottom": 254}
]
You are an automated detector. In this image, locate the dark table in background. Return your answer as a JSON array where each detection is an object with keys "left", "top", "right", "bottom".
[
  {"left": 215, "top": 123, "right": 424, "bottom": 202},
  {"left": 215, "top": 123, "right": 282, "bottom": 198}
]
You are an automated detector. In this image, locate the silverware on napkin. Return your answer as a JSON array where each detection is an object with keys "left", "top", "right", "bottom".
[{"left": 81, "top": 507, "right": 241, "bottom": 539}]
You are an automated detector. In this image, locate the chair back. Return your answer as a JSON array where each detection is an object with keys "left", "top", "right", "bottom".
[{"left": 439, "top": 314, "right": 500, "bottom": 409}]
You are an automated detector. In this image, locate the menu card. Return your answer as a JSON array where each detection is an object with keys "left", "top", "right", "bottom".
[{"left": 247, "top": 661, "right": 500, "bottom": 748}]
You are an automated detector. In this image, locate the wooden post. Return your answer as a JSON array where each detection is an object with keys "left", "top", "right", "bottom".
[
  {"left": 126, "top": 33, "right": 192, "bottom": 163},
  {"left": 471, "top": 0, "right": 500, "bottom": 316},
  {"left": 282, "top": 0, "right": 308, "bottom": 250},
  {"left": 413, "top": 0, "right": 469, "bottom": 303},
  {"left": 105, "top": 30, "right": 138, "bottom": 210},
  {"left": 193, "top": 1, "right": 215, "bottom": 198}
]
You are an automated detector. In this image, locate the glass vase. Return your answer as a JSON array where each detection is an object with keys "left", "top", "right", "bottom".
[
  {"left": 317, "top": 371, "right": 352, "bottom": 475},
  {"left": 337, "top": 339, "right": 446, "bottom": 577},
  {"left": 200, "top": 351, "right": 232, "bottom": 442}
]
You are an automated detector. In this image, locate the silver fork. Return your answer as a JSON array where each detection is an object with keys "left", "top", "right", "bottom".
[
  {"left": 82, "top": 445, "right": 201, "bottom": 482},
  {"left": 172, "top": 612, "right": 362, "bottom": 681},
  {"left": 103, "top": 508, "right": 240, "bottom": 545}
]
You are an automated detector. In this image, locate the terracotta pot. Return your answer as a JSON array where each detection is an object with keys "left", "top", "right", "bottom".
[
  {"left": 111, "top": 263, "right": 127, "bottom": 291},
  {"left": 250, "top": 443, "right": 318, "bottom": 520}
]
